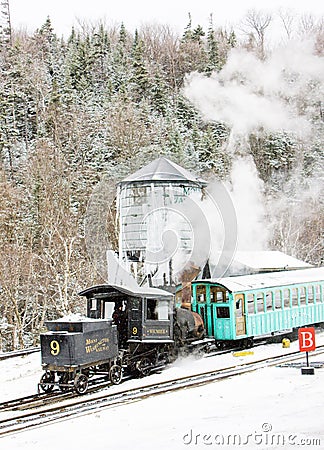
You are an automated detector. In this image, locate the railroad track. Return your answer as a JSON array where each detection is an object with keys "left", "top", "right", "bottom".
[
  {"left": 1, "top": 346, "right": 323, "bottom": 437},
  {"left": 0, "top": 343, "right": 253, "bottom": 413},
  {"left": 0, "top": 374, "right": 133, "bottom": 413},
  {"left": 0, "top": 345, "right": 239, "bottom": 413},
  {"left": 204, "top": 338, "right": 269, "bottom": 358},
  {"left": 0, "top": 391, "right": 73, "bottom": 413},
  {"left": 0, "top": 347, "right": 40, "bottom": 361}
]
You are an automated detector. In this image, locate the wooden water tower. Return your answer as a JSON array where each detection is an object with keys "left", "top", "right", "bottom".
[{"left": 117, "top": 157, "right": 206, "bottom": 287}]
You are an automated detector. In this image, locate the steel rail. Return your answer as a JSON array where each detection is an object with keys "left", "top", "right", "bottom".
[
  {"left": 0, "top": 347, "right": 40, "bottom": 361},
  {"left": 1, "top": 346, "right": 323, "bottom": 437},
  {"left": 0, "top": 341, "right": 271, "bottom": 413}
]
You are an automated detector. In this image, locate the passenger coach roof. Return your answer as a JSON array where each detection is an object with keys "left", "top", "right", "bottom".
[
  {"left": 194, "top": 267, "right": 324, "bottom": 293},
  {"left": 79, "top": 284, "right": 173, "bottom": 299}
]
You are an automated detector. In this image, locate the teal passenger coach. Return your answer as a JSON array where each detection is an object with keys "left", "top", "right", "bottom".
[{"left": 190, "top": 268, "right": 324, "bottom": 348}]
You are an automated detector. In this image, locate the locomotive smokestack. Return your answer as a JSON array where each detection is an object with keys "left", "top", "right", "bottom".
[{"left": 179, "top": 263, "right": 200, "bottom": 309}]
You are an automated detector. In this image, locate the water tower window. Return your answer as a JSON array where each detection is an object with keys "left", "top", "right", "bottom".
[{"left": 130, "top": 186, "right": 148, "bottom": 205}]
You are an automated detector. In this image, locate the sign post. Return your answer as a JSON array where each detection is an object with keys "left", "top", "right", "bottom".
[{"left": 298, "top": 327, "right": 316, "bottom": 375}]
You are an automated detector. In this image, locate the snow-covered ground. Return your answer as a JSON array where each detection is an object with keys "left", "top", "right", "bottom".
[{"left": 1, "top": 333, "right": 324, "bottom": 450}]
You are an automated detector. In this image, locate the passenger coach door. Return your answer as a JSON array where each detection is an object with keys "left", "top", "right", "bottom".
[{"left": 235, "top": 294, "right": 246, "bottom": 336}]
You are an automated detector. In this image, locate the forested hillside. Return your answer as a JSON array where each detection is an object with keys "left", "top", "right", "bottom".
[{"left": 0, "top": 12, "right": 323, "bottom": 349}]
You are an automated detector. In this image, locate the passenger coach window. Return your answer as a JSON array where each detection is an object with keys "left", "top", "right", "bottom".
[
  {"left": 307, "top": 286, "right": 314, "bottom": 304},
  {"left": 291, "top": 288, "right": 298, "bottom": 306},
  {"left": 196, "top": 285, "right": 206, "bottom": 303},
  {"left": 283, "top": 289, "right": 290, "bottom": 308},
  {"left": 210, "top": 286, "right": 228, "bottom": 303},
  {"left": 299, "top": 287, "right": 306, "bottom": 305},
  {"left": 256, "top": 293, "right": 265, "bottom": 313},
  {"left": 247, "top": 293, "right": 254, "bottom": 313},
  {"left": 265, "top": 292, "right": 273, "bottom": 310},
  {"left": 315, "top": 284, "right": 322, "bottom": 302},
  {"left": 274, "top": 290, "right": 282, "bottom": 309},
  {"left": 216, "top": 307, "right": 230, "bottom": 318}
]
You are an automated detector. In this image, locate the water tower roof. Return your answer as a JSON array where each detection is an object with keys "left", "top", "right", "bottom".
[{"left": 119, "top": 157, "right": 207, "bottom": 186}]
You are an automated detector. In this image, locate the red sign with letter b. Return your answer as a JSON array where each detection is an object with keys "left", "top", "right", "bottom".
[{"left": 298, "top": 327, "right": 316, "bottom": 352}]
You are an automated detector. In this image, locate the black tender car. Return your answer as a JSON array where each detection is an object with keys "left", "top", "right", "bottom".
[{"left": 39, "top": 319, "right": 120, "bottom": 394}]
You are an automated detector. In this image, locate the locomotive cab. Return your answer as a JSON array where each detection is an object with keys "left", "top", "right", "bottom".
[
  {"left": 129, "top": 296, "right": 173, "bottom": 343},
  {"left": 79, "top": 284, "right": 174, "bottom": 345}
]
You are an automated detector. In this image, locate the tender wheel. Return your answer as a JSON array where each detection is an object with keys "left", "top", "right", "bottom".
[
  {"left": 136, "top": 357, "right": 152, "bottom": 377},
  {"left": 109, "top": 365, "right": 123, "bottom": 385},
  {"left": 39, "top": 371, "right": 55, "bottom": 393},
  {"left": 74, "top": 373, "right": 88, "bottom": 394}
]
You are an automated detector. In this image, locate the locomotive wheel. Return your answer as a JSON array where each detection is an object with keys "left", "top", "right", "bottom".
[
  {"left": 74, "top": 373, "right": 88, "bottom": 394},
  {"left": 58, "top": 372, "right": 70, "bottom": 392},
  {"left": 137, "top": 357, "right": 152, "bottom": 377},
  {"left": 241, "top": 337, "right": 254, "bottom": 349},
  {"left": 216, "top": 341, "right": 226, "bottom": 350},
  {"left": 39, "top": 371, "right": 55, "bottom": 393},
  {"left": 109, "top": 364, "right": 123, "bottom": 385}
]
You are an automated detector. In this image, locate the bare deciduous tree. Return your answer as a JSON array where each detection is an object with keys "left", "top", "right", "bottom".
[
  {"left": 241, "top": 9, "right": 272, "bottom": 59},
  {"left": 278, "top": 8, "right": 296, "bottom": 40}
]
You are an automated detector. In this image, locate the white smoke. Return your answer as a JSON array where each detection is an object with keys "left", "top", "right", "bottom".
[
  {"left": 184, "top": 72, "right": 309, "bottom": 137},
  {"left": 183, "top": 38, "right": 323, "bottom": 257},
  {"left": 229, "top": 156, "right": 268, "bottom": 251},
  {"left": 184, "top": 39, "right": 323, "bottom": 139}
]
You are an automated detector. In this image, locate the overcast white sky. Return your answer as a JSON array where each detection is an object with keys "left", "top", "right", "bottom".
[{"left": 8, "top": 0, "right": 324, "bottom": 37}]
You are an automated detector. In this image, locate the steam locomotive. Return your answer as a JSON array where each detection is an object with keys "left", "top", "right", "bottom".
[{"left": 39, "top": 283, "right": 209, "bottom": 394}]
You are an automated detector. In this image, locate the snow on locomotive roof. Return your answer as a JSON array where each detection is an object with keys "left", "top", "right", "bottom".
[
  {"left": 194, "top": 267, "right": 324, "bottom": 293},
  {"left": 79, "top": 283, "right": 173, "bottom": 299}
]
